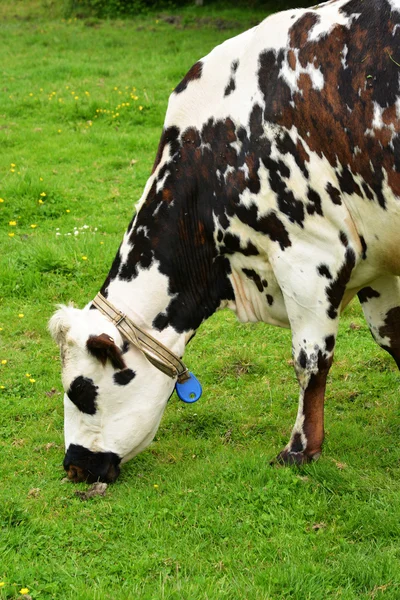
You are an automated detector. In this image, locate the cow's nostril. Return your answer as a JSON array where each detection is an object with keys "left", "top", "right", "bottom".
[
  {"left": 67, "top": 464, "right": 86, "bottom": 482},
  {"left": 67, "top": 466, "right": 76, "bottom": 480}
]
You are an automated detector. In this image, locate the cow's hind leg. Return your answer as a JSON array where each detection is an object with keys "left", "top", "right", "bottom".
[
  {"left": 358, "top": 275, "right": 400, "bottom": 368},
  {"left": 274, "top": 237, "right": 357, "bottom": 465}
]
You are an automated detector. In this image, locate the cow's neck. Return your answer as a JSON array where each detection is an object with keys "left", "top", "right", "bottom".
[{"left": 99, "top": 172, "right": 234, "bottom": 353}]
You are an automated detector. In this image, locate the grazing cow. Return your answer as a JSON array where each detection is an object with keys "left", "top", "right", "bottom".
[{"left": 50, "top": 0, "right": 400, "bottom": 483}]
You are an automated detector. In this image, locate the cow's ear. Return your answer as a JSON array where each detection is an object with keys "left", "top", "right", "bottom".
[
  {"left": 48, "top": 306, "right": 72, "bottom": 346},
  {"left": 87, "top": 334, "right": 126, "bottom": 370}
]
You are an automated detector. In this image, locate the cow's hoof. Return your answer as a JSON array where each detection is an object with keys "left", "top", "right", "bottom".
[{"left": 273, "top": 449, "right": 321, "bottom": 466}]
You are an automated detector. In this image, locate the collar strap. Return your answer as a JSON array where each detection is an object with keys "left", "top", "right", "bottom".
[{"left": 92, "top": 293, "right": 190, "bottom": 384}]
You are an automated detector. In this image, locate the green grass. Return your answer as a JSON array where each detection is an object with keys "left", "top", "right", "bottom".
[{"left": 1, "top": 3, "right": 400, "bottom": 599}]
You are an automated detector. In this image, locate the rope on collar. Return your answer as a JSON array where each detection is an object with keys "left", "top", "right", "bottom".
[{"left": 92, "top": 293, "right": 191, "bottom": 384}]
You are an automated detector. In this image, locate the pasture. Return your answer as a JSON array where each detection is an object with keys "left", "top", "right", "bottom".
[{"left": 1, "top": 2, "right": 400, "bottom": 598}]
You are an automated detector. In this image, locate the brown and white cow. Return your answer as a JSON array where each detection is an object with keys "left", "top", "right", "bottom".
[{"left": 50, "top": 0, "right": 400, "bottom": 482}]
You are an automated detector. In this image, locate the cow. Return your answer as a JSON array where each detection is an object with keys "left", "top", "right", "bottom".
[{"left": 49, "top": 0, "right": 400, "bottom": 483}]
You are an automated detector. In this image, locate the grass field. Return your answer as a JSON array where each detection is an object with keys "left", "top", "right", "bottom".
[{"left": 1, "top": 3, "right": 400, "bottom": 599}]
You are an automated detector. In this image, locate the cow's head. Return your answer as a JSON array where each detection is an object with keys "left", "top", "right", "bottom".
[{"left": 49, "top": 304, "right": 176, "bottom": 483}]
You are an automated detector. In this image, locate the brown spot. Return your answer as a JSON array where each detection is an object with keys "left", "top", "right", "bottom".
[
  {"left": 297, "top": 72, "right": 313, "bottom": 96},
  {"left": 67, "top": 464, "right": 86, "bottom": 482},
  {"left": 387, "top": 169, "right": 400, "bottom": 197},
  {"left": 162, "top": 187, "right": 174, "bottom": 203},
  {"left": 301, "top": 354, "right": 333, "bottom": 456},
  {"left": 296, "top": 139, "right": 310, "bottom": 164},
  {"left": 290, "top": 12, "right": 320, "bottom": 50},
  {"left": 287, "top": 49, "right": 297, "bottom": 70},
  {"left": 174, "top": 61, "right": 203, "bottom": 94},
  {"left": 382, "top": 104, "right": 398, "bottom": 126},
  {"left": 87, "top": 334, "right": 126, "bottom": 370}
]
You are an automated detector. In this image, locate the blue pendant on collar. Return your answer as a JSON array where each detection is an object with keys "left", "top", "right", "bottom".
[{"left": 175, "top": 372, "right": 202, "bottom": 403}]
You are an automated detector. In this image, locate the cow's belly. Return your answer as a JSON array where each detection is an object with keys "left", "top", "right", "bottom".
[
  {"left": 228, "top": 257, "right": 290, "bottom": 327},
  {"left": 227, "top": 262, "right": 368, "bottom": 330},
  {"left": 342, "top": 191, "right": 400, "bottom": 278}
]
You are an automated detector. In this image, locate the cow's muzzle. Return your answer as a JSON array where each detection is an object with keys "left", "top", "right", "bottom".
[{"left": 63, "top": 444, "right": 121, "bottom": 483}]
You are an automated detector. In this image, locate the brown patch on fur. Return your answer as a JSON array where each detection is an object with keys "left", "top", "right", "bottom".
[
  {"left": 162, "top": 188, "right": 174, "bottom": 203},
  {"left": 302, "top": 356, "right": 332, "bottom": 457},
  {"left": 259, "top": 6, "right": 400, "bottom": 207},
  {"left": 289, "top": 12, "right": 320, "bottom": 49},
  {"left": 287, "top": 49, "right": 297, "bottom": 70},
  {"left": 67, "top": 464, "right": 86, "bottom": 482},
  {"left": 174, "top": 61, "right": 203, "bottom": 94},
  {"left": 87, "top": 334, "right": 126, "bottom": 370},
  {"left": 296, "top": 139, "right": 310, "bottom": 165}
]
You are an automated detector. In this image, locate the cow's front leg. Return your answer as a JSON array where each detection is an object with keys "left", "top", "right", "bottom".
[
  {"left": 276, "top": 332, "right": 335, "bottom": 465},
  {"left": 271, "top": 229, "right": 358, "bottom": 464}
]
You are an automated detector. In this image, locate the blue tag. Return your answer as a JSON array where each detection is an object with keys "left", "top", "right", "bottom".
[{"left": 175, "top": 372, "right": 202, "bottom": 403}]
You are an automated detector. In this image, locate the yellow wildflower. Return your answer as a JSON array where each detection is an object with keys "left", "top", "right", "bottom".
[
  {"left": 8, "top": 233, "right": 15, "bottom": 238},
  {"left": 66, "top": 209, "right": 70, "bottom": 213},
  {"left": 81, "top": 256, "right": 88, "bottom": 261},
  {"left": 26, "top": 373, "right": 31, "bottom": 377},
  {"left": 0, "top": 582, "right": 5, "bottom": 587},
  {"left": 1, "top": 360, "right": 7, "bottom": 365},
  {"left": 30, "top": 224, "right": 37, "bottom": 229},
  {"left": 19, "top": 589, "right": 29, "bottom": 595},
  {"left": 29, "top": 378, "right": 36, "bottom": 383},
  {"left": 139, "top": 106, "right": 143, "bottom": 111},
  {"left": 9, "top": 221, "right": 17, "bottom": 226},
  {"left": 153, "top": 484, "right": 159, "bottom": 489},
  {"left": 0, "top": 198, "right": 4, "bottom": 202},
  {"left": 11, "top": 163, "right": 16, "bottom": 167},
  {"left": 38, "top": 199, "right": 44, "bottom": 204},
  {"left": 18, "top": 313, "right": 24, "bottom": 318},
  {"left": 40, "top": 192, "right": 46, "bottom": 197}
]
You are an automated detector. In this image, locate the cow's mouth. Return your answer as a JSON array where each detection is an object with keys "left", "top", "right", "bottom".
[{"left": 63, "top": 444, "right": 121, "bottom": 483}]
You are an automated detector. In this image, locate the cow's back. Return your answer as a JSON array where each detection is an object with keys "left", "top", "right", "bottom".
[{"left": 155, "top": 0, "right": 400, "bottom": 285}]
